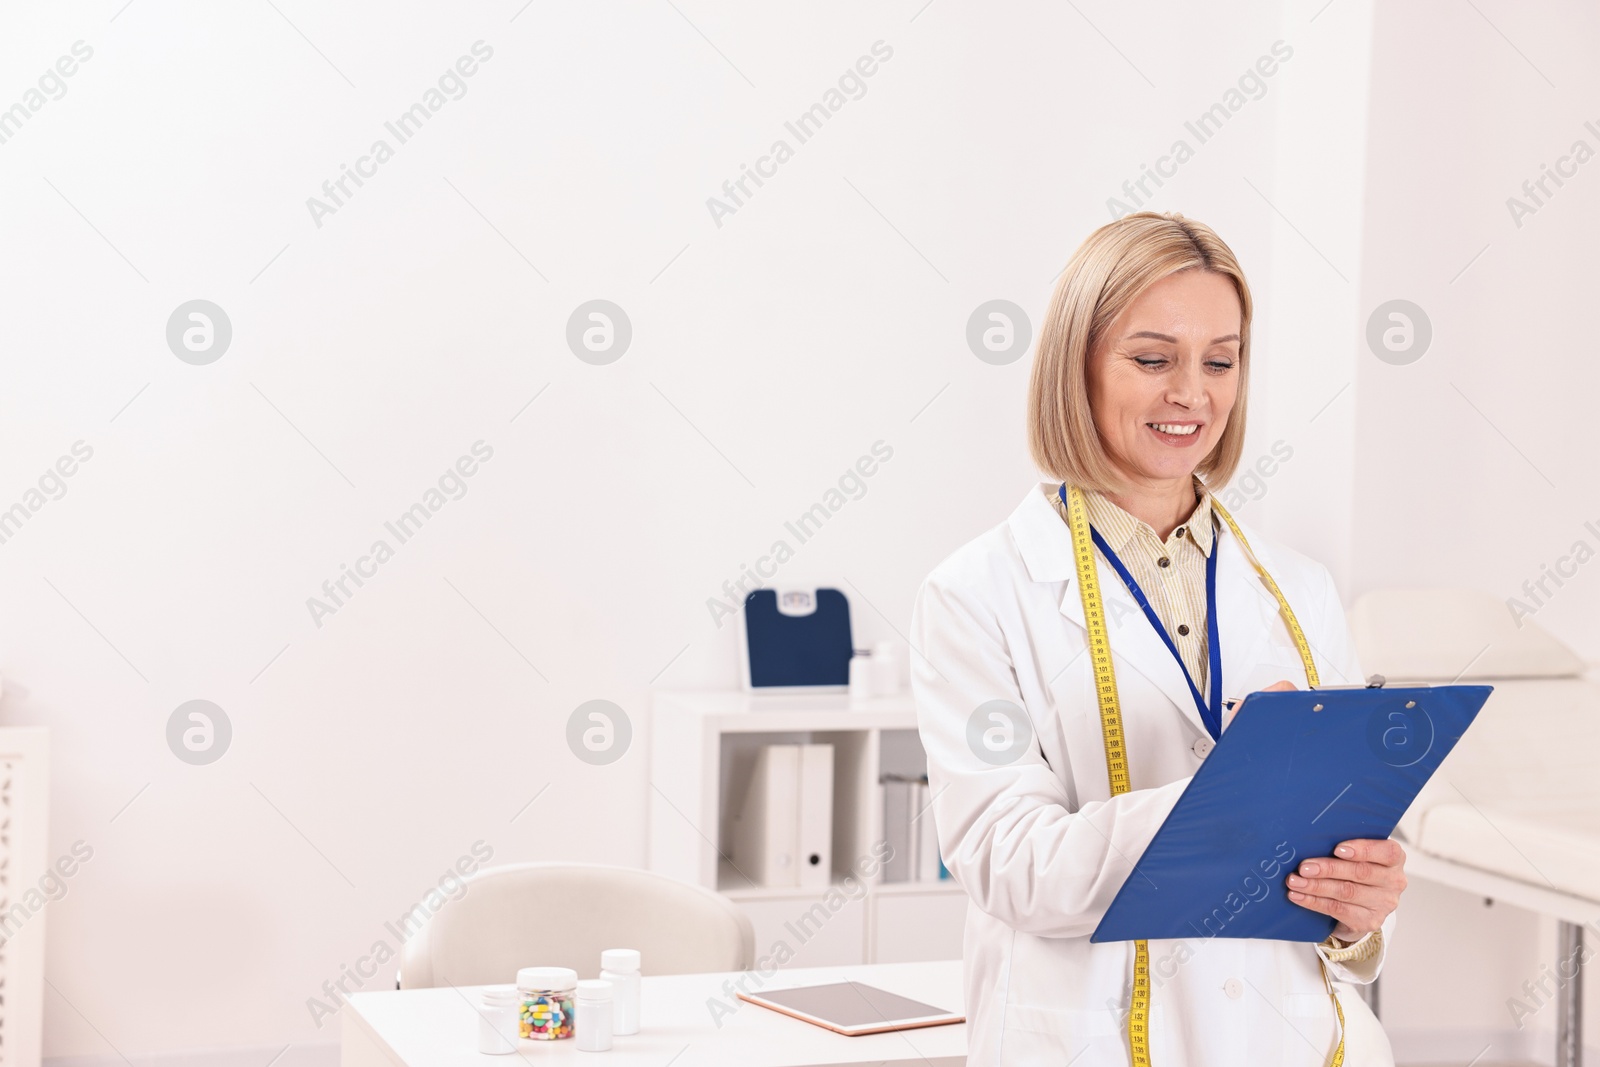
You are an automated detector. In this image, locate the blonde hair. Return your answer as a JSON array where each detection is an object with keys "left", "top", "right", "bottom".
[{"left": 1026, "top": 211, "right": 1252, "bottom": 495}]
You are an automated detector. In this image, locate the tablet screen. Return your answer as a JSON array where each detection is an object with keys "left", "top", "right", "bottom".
[{"left": 739, "top": 981, "right": 963, "bottom": 1034}]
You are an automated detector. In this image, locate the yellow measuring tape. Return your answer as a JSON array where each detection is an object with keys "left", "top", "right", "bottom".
[{"left": 1063, "top": 484, "right": 1345, "bottom": 1067}]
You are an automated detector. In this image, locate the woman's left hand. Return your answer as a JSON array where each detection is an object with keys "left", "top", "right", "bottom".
[{"left": 1285, "top": 838, "right": 1408, "bottom": 940}]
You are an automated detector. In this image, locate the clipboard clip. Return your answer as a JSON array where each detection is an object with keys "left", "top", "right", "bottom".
[
  {"left": 1306, "top": 674, "right": 1389, "bottom": 692},
  {"left": 1227, "top": 675, "right": 1387, "bottom": 710}
]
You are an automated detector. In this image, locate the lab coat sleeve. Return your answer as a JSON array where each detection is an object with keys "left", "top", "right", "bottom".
[
  {"left": 1315, "top": 911, "right": 1396, "bottom": 985},
  {"left": 910, "top": 567, "right": 1191, "bottom": 940},
  {"left": 1309, "top": 562, "right": 1396, "bottom": 984}
]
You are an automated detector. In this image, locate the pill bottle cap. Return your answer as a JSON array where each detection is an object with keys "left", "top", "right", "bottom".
[
  {"left": 480, "top": 984, "right": 519, "bottom": 1006},
  {"left": 517, "top": 966, "right": 578, "bottom": 992},
  {"left": 600, "top": 948, "right": 640, "bottom": 972},
  {"left": 576, "top": 979, "right": 613, "bottom": 1000}
]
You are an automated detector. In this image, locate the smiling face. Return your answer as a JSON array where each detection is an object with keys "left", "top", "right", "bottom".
[{"left": 1086, "top": 268, "right": 1243, "bottom": 492}]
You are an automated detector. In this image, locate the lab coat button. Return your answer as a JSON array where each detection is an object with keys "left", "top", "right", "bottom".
[
  {"left": 1224, "top": 978, "right": 1243, "bottom": 999},
  {"left": 1192, "top": 736, "right": 1214, "bottom": 759}
]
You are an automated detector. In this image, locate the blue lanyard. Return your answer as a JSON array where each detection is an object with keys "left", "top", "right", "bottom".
[{"left": 1059, "top": 484, "right": 1224, "bottom": 740}]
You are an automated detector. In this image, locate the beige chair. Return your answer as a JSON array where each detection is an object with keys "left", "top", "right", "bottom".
[{"left": 398, "top": 862, "right": 755, "bottom": 989}]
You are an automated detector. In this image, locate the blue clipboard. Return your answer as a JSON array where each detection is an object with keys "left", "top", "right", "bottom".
[{"left": 1090, "top": 683, "right": 1493, "bottom": 944}]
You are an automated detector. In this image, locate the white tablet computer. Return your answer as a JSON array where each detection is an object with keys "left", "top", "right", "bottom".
[{"left": 736, "top": 981, "right": 964, "bottom": 1036}]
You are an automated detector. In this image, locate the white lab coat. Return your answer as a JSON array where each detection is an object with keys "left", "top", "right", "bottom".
[{"left": 911, "top": 482, "right": 1397, "bottom": 1066}]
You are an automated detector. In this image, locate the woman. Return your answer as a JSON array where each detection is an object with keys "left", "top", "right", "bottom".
[{"left": 910, "top": 212, "right": 1404, "bottom": 1066}]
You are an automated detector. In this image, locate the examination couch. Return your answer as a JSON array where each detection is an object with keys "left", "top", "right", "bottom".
[{"left": 1352, "top": 587, "right": 1600, "bottom": 1067}]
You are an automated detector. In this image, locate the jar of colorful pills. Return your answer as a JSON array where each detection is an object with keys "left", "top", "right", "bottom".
[{"left": 516, "top": 967, "right": 577, "bottom": 1040}]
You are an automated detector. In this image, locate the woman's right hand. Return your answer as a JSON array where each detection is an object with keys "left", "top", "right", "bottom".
[{"left": 1221, "top": 679, "right": 1297, "bottom": 731}]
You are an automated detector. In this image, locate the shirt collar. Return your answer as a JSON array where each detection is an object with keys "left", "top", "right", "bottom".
[{"left": 1075, "top": 480, "right": 1217, "bottom": 558}]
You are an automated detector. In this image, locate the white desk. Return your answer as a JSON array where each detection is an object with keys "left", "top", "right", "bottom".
[{"left": 343, "top": 959, "right": 966, "bottom": 1067}]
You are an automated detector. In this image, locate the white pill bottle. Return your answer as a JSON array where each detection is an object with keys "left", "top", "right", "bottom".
[
  {"left": 575, "top": 979, "right": 614, "bottom": 1052},
  {"left": 600, "top": 948, "right": 641, "bottom": 1035}
]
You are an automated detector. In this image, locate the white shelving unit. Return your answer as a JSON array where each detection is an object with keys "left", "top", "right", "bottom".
[{"left": 647, "top": 691, "right": 966, "bottom": 970}]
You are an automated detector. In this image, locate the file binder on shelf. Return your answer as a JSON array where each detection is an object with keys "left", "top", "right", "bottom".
[
  {"left": 916, "top": 800, "right": 942, "bottom": 883},
  {"left": 881, "top": 777, "right": 914, "bottom": 884},
  {"left": 732, "top": 745, "right": 799, "bottom": 887},
  {"left": 796, "top": 744, "right": 834, "bottom": 890},
  {"left": 879, "top": 774, "right": 947, "bottom": 883},
  {"left": 730, "top": 743, "right": 835, "bottom": 889}
]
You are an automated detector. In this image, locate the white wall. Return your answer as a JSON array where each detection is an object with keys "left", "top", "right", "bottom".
[
  {"left": 1354, "top": 0, "right": 1600, "bottom": 658},
  {"left": 1248, "top": 0, "right": 1372, "bottom": 603},
  {"left": 0, "top": 0, "right": 1582, "bottom": 1062}
]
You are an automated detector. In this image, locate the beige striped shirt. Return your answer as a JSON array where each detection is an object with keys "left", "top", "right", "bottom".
[{"left": 1051, "top": 480, "right": 1217, "bottom": 695}]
